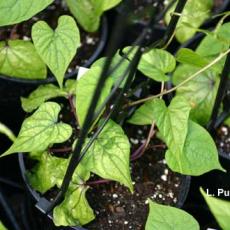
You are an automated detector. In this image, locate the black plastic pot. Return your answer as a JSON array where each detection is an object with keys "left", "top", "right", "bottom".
[
  {"left": 0, "top": 17, "right": 108, "bottom": 113},
  {"left": 0, "top": 17, "right": 108, "bottom": 85},
  {"left": 18, "top": 153, "right": 191, "bottom": 230}
]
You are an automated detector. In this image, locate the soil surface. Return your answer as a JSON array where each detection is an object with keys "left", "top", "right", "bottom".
[
  {"left": 85, "top": 125, "right": 185, "bottom": 230},
  {"left": 0, "top": 0, "right": 101, "bottom": 75},
  {"left": 215, "top": 125, "right": 230, "bottom": 156}
]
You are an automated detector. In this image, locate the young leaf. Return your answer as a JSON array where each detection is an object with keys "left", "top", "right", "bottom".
[
  {"left": 64, "top": 79, "right": 77, "bottom": 95},
  {"left": 145, "top": 200, "right": 199, "bottom": 230},
  {"left": 165, "top": 0, "right": 213, "bottom": 43},
  {"left": 53, "top": 186, "right": 95, "bottom": 226},
  {"left": 92, "top": 52, "right": 130, "bottom": 88},
  {"left": 0, "top": 40, "right": 47, "bottom": 79},
  {"left": 200, "top": 188, "right": 230, "bottom": 230},
  {"left": 21, "top": 84, "right": 68, "bottom": 112},
  {"left": 76, "top": 66, "right": 113, "bottom": 127},
  {"left": 173, "top": 65, "right": 219, "bottom": 125},
  {"left": 0, "top": 0, "right": 54, "bottom": 26},
  {"left": 166, "top": 120, "right": 224, "bottom": 175},
  {"left": 28, "top": 152, "right": 90, "bottom": 193},
  {"left": 176, "top": 48, "right": 209, "bottom": 67},
  {"left": 123, "top": 47, "right": 175, "bottom": 82},
  {"left": 28, "top": 152, "right": 68, "bottom": 193},
  {"left": 2, "top": 102, "right": 72, "bottom": 157},
  {"left": 81, "top": 120, "right": 133, "bottom": 192},
  {"left": 66, "top": 0, "right": 122, "bottom": 32},
  {"left": 32, "top": 15, "right": 80, "bottom": 87}
]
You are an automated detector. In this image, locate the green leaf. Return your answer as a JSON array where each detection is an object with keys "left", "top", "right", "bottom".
[
  {"left": 92, "top": 52, "right": 130, "bottom": 88},
  {"left": 81, "top": 120, "right": 133, "bottom": 192},
  {"left": 28, "top": 152, "right": 68, "bottom": 193},
  {"left": 28, "top": 151, "right": 92, "bottom": 226},
  {"left": 150, "top": 97, "right": 191, "bottom": 162},
  {"left": 0, "top": 40, "right": 47, "bottom": 79},
  {"left": 166, "top": 120, "right": 224, "bottom": 175},
  {"left": 0, "top": 221, "right": 7, "bottom": 230},
  {"left": 123, "top": 47, "right": 175, "bottom": 82},
  {"left": 200, "top": 188, "right": 230, "bottom": 230},
  {"left": 21, "top": 84, "right": 68, "bottom": 113},
  {"left": 147, "top": 96, "right": 223, "bottom": 175},
  {"left": 176, "top": 48, "right": 209, "bottom": 67},
  {"left": 196, "top": 22, "right": 230, "bottom": 57},
  {"left": 196, "top": 35, "right": 227, "bottom": 57},
  {"left": 0, "top": 0, "right": 53, "bottom": 26},
  {"left": 64, "top": 79, "right": 77, "bottom": 95},
  {"left": 173, "top": 65, "right": 219, "bottom": 125},
  {"left": 28, "top": 152, "right": 90, "bottom": 193},
  {"left": 53, "top": 186, "right": 95, "bottom": 226},
  {"left": 2, "top": 102, "right": 72, "bottom": 157},
  {"left": 128, "top": 100, "right": 157, "bottom": 125},
  {"left": 165, "top": 0, "right": 213, "bottom": 43},
  {"left": 66, "top": 0, "right": 121, "bottom": 32},
  {"left": 145, "top": 200, "right": 199, "bottom": 230},
  {"left": 76, "top": 66, "right": 113, "bottom": 127},
  {"left": 32, "top": 15, "right": 80, "bottom": 87},
  {"left": 0, "top": 122, "right": 15, "bottom": 142}
]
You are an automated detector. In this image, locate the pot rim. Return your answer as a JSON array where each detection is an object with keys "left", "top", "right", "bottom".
[{"left": 0, "top": 17, "right": 108, "bottom": 85}]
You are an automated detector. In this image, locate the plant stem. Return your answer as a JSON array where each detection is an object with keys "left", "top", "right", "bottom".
[
  {"left": 49, "top": 147, "right": 72, "bottom": 153},
  {"left": 9, "top": 24, "right": 18, "bottom": 39},
  {"left": 126, "top": 48, "right": 230, "bottom": 108},
  {"left": 131, "top": 82, "right": 165, "bottom": 161},
  {"left": 131, "top": 142, "right": 146, "bottom": 161},
  {"left": 68, "top": 95, "right": 79, "bottom": 124},
  {"left": 85, "top": 179, "right": 111, "bottom": 186}
]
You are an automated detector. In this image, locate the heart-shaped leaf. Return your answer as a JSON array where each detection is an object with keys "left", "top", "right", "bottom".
[
  {"left": 145, "top": 200, "right": 199, "bottom": 230},
  {"left": 32, "top": 15, "right": 80, "bottom": 87},
  {"left": 81, "top": 120, "right": 133, "bottom": 192},
  {"left": 123, "top": 46, "right": 176, "bottom": 82},
  {"left": 2, "top": 102, "right": 72, "bottom": 157},
  {"left": 0, "top": 0, "right": 54, "bottom": 26},
  {"left": 0, "top": 40, "right": 47, "bottom": 79}
]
